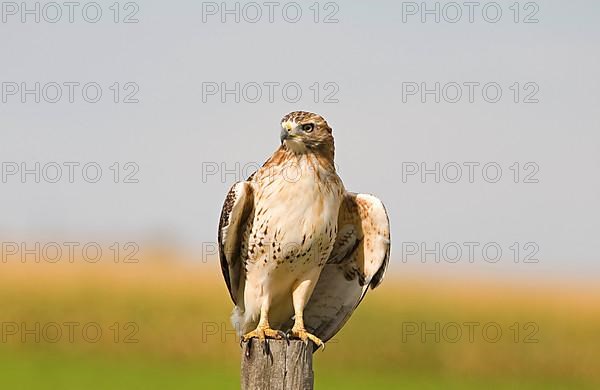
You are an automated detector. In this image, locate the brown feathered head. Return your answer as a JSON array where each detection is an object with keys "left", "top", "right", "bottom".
[{"left": 280, "top": 111, "right": 334, "bottom": 159}]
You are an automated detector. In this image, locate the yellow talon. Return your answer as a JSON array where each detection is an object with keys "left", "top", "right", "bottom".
[
  {"left": 289, "top": 327, "right": 325, "bottom": 350},
  {"left": 242, "top": 326, "right": 284, "bottom": 343}
]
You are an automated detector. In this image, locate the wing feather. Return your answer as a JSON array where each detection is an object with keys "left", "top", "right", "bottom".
[
  {"left": 218, "top": 181, "right": 254, "bottom": 305},
  {"left": 304, "top": 192, "right": 390, "bottom": 342}
]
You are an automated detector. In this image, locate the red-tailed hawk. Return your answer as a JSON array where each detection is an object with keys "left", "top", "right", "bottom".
[{"left": 218, "top": 111, "right": 390, "bottom": 350}]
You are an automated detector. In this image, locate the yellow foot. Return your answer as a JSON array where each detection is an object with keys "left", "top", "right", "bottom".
[
  {"left": 241, "top": 326, "right": 285, "bottom": 355},
  {"left": 242, "top": 326, "right": 285, "bottom": 342},
  {"left": 288, "top": 327, "right": 325, "bottom": 350}
]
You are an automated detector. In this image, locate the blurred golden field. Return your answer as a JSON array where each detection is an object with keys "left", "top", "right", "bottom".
[{"left": 1, "top": 250, "right": 599, "bottom": 389}]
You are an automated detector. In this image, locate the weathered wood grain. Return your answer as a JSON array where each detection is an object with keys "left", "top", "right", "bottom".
[{"left": 241, "top": 339, "right": 314, "bottom": 390}]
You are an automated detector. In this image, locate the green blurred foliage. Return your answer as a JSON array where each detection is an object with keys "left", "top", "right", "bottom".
[{"left": 0, "top": 261, "right": 598, "bottom": 389}]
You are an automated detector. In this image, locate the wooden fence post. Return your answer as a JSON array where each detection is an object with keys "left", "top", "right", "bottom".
[{"left": 241, "top": 339, "right": 314, "bottom": 390}]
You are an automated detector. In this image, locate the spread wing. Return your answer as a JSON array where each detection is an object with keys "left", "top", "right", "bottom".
[
  {"left": 218, "top": 181, "right": 254, "bottom": 304},
  {"left": 304, "top": 193, "right": 390, "bottom": 342}
]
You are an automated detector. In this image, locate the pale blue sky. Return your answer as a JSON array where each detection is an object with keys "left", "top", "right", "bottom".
[{"left": 1, "top": 0, "right": 599, "bottom": 280}]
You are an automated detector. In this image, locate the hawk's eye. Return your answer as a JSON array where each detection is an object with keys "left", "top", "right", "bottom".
[{"left": 302, "top": 124, "right": 315, "bottom": 133}]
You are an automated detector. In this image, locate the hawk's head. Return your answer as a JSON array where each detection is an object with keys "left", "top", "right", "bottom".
[{"left": 280, "top": 111, "right": 334, "bottom": 157}]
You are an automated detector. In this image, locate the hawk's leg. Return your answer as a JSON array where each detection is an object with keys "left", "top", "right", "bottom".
[
  {"left": 241, "top": 302, "right": 285, "bottom": 353},
  {"left": 288, "top": 276, "right": 325, "bottom": 350}
]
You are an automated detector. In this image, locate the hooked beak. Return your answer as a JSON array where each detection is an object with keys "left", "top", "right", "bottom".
[
  {"left": 280, "top": 122, "right": 294, "bottom": 143},
  {"left": 280, "top": 127, "right": 289, "bottom": 143}
]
